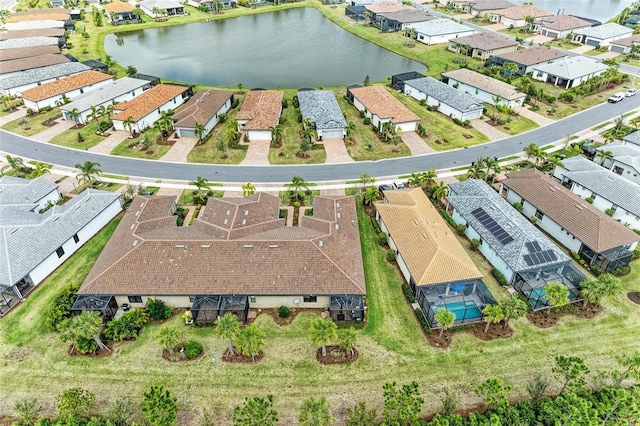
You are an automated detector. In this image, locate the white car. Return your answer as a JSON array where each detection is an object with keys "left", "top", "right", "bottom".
[
  {"left": 608, "top": 93, "right": 625, "bottom": 103},
  {"left": 625, "top": 88, "right": 637, "bottom": 97}
]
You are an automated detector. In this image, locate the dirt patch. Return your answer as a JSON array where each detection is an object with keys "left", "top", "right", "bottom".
[
  {"left": 253, "top": 308, "right": 320, "bottom": 326},
  {"left": 222, "top": 348, "right": 265, "bottom": 364},
  {"left": 527, "top": 310, "right": 559, "bottom": 328},
  {"left": 161, "top": 348, "right": 205, "bottom": 362},
  {"left": 527, "top": 303, "right": 602, "bottom": 328},
  {"left": 156, "top": 138, "right": 176, "bottom": 146},
  {"left": 575, "top": 302, "right": 603, "bottom": 318},
  {"left": 68, "top": 342, "right": 113, "bottom": 357},
  {"left": 316, "top": 346, "right": 359, "bottom": 365},
  {"left": 627, "top": 292, "right": 640, "bottom": 305},
  {"left": 427, "top": 331, "right": 453, "bottom": 348},
  {"left": 466, "top": 322, "right": 513, "bottom": 340}
]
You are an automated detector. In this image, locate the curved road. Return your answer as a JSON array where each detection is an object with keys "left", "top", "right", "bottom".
[{"left": 1, "top": 97, "right": 638, "bottom": 183}]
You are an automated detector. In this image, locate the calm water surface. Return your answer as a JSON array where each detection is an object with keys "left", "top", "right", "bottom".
[
  {"left": 105, "top": 8, "right": 424, "bottom": 88},
  {"left": 512, "top": 0, "right": 635, "bottom": 22}
]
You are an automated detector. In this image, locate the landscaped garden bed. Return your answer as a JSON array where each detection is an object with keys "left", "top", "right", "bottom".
[
  {"left": 316, "top": 346, "right": 358, "bottom": 365},
  {"left": 526, "top": 302, "right": 603, "bottom": 328}
]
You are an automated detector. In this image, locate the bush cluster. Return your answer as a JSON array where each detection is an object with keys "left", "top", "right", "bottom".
[
  {"left": 103, "top": 309, "right": 148, "bottom": 342},
  {"left": 44, "top": 283, "right": 81, "bottom": 331},
  {"left": 278, "top": 306, "right": 291, "bottom": 318},
  {"left": 182, "top": 340, "right": 202, "bottom": 359},
  {"left": 414, "top": 308, "right": 431, "bottom": 336},
  {"left": 145, "top": 299, "right": 173, "bottom": 321},
  {"left": 491, "top": 268, "right": 508, "bottom": 287},
  {"left": 402, "top": 283, "right": 415, "bottom": 303}
]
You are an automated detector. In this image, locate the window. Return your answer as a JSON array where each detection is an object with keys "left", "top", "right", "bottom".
[
  {"left": 534, "top": 209, "right": 544, "bottom": 220},
  {"left": 590, "top": 193, "right": 597, "bottom": 200},
  {"left": 73, "top": 234, "right": 79, "bottom": 243},
  {"left": 56, "top": 246, "right": 65, "bottom": 258},
  {"left": 189, "top": 296, "right": 195, "bottom": 303},
  {"left": 128, "top": 296, "right": 143, "bottom": 303},
  {"left": 304, "top": 295, "right": 317, "bottom": 303},
  {"left": 611, "top": 204, "right": 618, "bottom": 212},
  {"left": 250, "top": 296, "right": 256, "bottom": 303}
]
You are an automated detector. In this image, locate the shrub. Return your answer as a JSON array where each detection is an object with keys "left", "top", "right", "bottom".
[
  {"left": 281, "top": 99, "right": 288, "bottom": 108},
  {"left": 419, "top": 99, "right": 426, "bottom": 106},
  {"left": 77, "top": 132, "right": 84, "bottom": 143},
  {"left": 98, "top": 120, "right": 111, "bottom": 132},
  {"left": 512, "top": 202, "right": 523, "bottom": 212},
  {"left": 387, "top": 249, "right": 396, "bottom": 261},
  {"left": 371, "top": 217, "right": 382, "bottom": 234},
  {"left": 243, "top": 133, "right": 249, "bottom": 142},
  {"left": 402, "top": 283, "right": 415, "bottom": 303},
  {"left": 231, "top": 98, "right": 239, "bottom": 108},
  {"left": 145, "top": 298, "right": 173, "bottom": 321},
  {"left": 579, "top": 259, "right": 586, "bottom": 266},
  {"left": 278, "top": 305, "right": 291, "bottom": 318},
  {"left": 558, "top": 92, "right": 575, "bottom": 103},
  {"left": 44, "top": 283, "right": 80, "bottom": 331},
  {"left": 414, "top": 308, "right": 431, "bottom": 335},
  {"left": 359, "top": 110, "right": 365, "bottom": 118},
  {"left": 40, "top": 106, "right": 52, "bottom": 113},
  {"left": 491, "top": 268, "right": 508, "bottom": 286},
  {"left": 427, "top": 105, "right": 439, "bottom": 112},
  {"left": 183, "top": 340, "right": 202, "bottom": 359},
  {"left": 529, "top": 216, "right": 537, "bottom": 224},
  {"left": 605, "top": 208, "right": 615, "bottom": 217},
  {"left": 590, "top": 266, "right": 604, "bottom": 277},
  {"left": 572, "top": 252, "right": 581, "bottom": 260},
  {"left": 176, "top": 218, "right": 184, "bottom": 226},
  {"left": 439, "top": 209, "right": 458, "bottom": 228},
  {"left": 363, "top": 117, "right": 371, "bottom": 125},
  {"left": 292, "top": 95, "right": 299, "bottom": 108},
  {"left": 217, "top": 113, "right": 226, "bottom": 123},
  {"left": 585, "top": 197, "right": 594, "bottom": 204},
  {"left": 293, "top": 201, "right": 301, "bottom": 208},
  {"left": 378, "top": 231, "right": 387, "bottom": 245},
  {"left": 26, "top": 108, "right": 35, "bottom": 116},
  {"left": 632, "top": 248, "right": 640, "bottom": 261},
  {"left": 104, "top": 309, "right": 148, "bottom": 341},
  {"left": 470, "top": 239, "right": 480, "bottom": 251},
  {"left": 456, "top": 224, "right": 466, "bottom": 235},
  {"left": 611, "top": 266, "right": 630, "bottom": 277}
]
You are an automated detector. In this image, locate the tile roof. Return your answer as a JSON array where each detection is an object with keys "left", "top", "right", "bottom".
[
  {"left": 404, "top": 77, "right": 484, "bottom": 113},
  {"left": 8, "top": 13, "right": 70, "bottom": 22},
  {"left": 79, "top": 193, "right": 366, "bottom": 297},
  {"left": 492, "top": 5, "right": 553, "bottom": 20},
  {"left": 236, "top": 90, "right": 284, "bottom": 130},
  {"left": 375, "top": 188, "right": 482, "bottom": 285},
  {"left": 297, "top": 90, "right": 347, "bottom": 131},
  {"left": 537, "top": 14, "right": 592, "bottom": 31},
  {"left": 22, "top": 71, "right": 113, "bottom": 102},
  {"left": 0, "top": 176, "right": 58, "bottom": 205},
  {"left": 450, "top": 32, "right": 518, "bottom": 51},
  {"left": 610, "top": 34, "right": 640, "bottom": 48},
  {"left": 494, "top": 46, "right": 568, "bottom": 66},
  {"left": 140, "top": 0, "right": 183, "bottom": 9},
  {"left": 379, "top": 9, "right": 434, "bottom": 24},
  {"left": 103, "top": 1, "right": 134, "bottom": 12},
  {"left": 11, "top": 8, "right": 71, "bottom": 16},
  {"left": 502, "top": 170, "right": 639, "bottom": 252},
  {"left": 558, "top": 156, "right": 640, "bottom": 216},
  {"left": 532, "top": 56, "right": 607, "bottom": 80},
  {"left": 410, "top": 18, "right": 474, "bottom": 36},
  {"left": 598, "top": 142, "right": 640, "bottom": 171},
  {"left": 1, "top": 53, "right": 69, "bottom": 75},
  {"left": 349, "top": 86, "right": 419, "bottom": 124},
  {"left": 112, "top": 84, "right": 189, "bottom": 122},
  {"left": 365, "top": 1, "right": 410, "bottom": 14},
  {"left": 447, "top": 179, "right": 569, "bottom": 273},
  {"left": 60, "top": 77, "right": 150, "bottom": 113},
  {"left": 4, "top": 20, "right": 65, "bottom": 30},
  {"left": 0, "top": 36, "right": 59, "bottom": 50},
  {"left": 442, "top": 68, "right": 525, "bottom": 100},
  {"left": 623, "top": 130, "right": 640, "bottom": 146},
  {"left": 172, "top": 89, "right": 233, "bottom": 129},
  {"left": 0, "top": 45, "right": 60, "bottom": 61},
  {"left": 0, "top": 62, "right": 91, "bottom": 91},
  {"left": 0, "top": 28, "right": 65, "bottom": 40},
  {"left": 573, "top": 23, "right": 633, "bottom": 40},
  {"left": 469, "top": 0, "right": 515, "bottom": 11}
]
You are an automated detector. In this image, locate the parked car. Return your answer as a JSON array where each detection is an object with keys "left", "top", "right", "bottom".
[
  {"left": 392, "top": 182, "right": 406, "bottom": 190},
  {"left": 378, "top": 184, "right": 392, "bottom": 193},
  {"left": 625, "top": 88, "right": 637, "bottom": 97},
  {"left": 608, "top": 93, "right": 625, "bottom": 103},
  {"left": 571, "top": 140, "right": 597, "bottom": 157}
]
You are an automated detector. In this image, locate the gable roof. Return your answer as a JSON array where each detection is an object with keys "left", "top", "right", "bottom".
[
  {"left": 537, "top": 14, "right": 592, "bottom": 31},
  {"left": 4, "top": 20, "right": 65, "bottom": 31},
  {"left": 103, "top": 1, "right": 134, "bottom": 12},
  {"left": 502, "top": 170, "right": 639, "bottom": 252},
  {"left": 173, "top": 89, "right": 234, "bottom": 129},
  {"left": 349, "top": 86, "right": 420, "bottom": 124},
  {"left": 140, "top": 0, "right": 183, "bottom": 9},
  {"left": 623, "top": 130, "right": 640, "bottom": 147},
  {"left": 1, "top": 54, "right": 69, "bottom": 75},
  {"left": 365, "top": 1, "right": 410, "bottom": 14},
  {"left": 0, "top": 62, "right": 91, "bottom": 91},
  {"left": 236, "top": 90, "right": 283, "bottom": 130},
  {"left": 112, "top": 84, "right": 189, "bottom": 122},
  {"left": 10, "top": 8, "right": 71, "bottom": 16},
  {"left": 450, "top": 32, "right": 518, "bottom": 51},
  {"left": 0, "top": 176, "right": 58, "bottom": 205},
  {"left": 22, "top": 71, "right": 113, "bottom": 102},
  {"left": 598, "top": 142, "right": 640, "bottom": 172},
  {"left": 79, "top": 193, "right": 366, "bottom": 297},
  {"left": 410, "top": 18, "right": 474, "bottom": 36},
  {"left": 447, "top": 179, "right": 569, "bottom": 273},
  {"left": 0, "top": 28, "right": 65, "bottom": 40},
  {"left": 8, "top": 12, "right": 70, "bottom": 22},
  {"left": 379, "top": 9, "right": 434, "bottom": 24},
  {"left": 404, "top": 77, "right": 484, "bottom": 113},
  {"left": 60, "top": 77, "right": 151, "bottom": 113},
  {"left": 610, "top": 34, "right": 640, "bottom": 48},
  {"left": 494, "top": 46, "right": 568, "bottom": 66},
  {"left": 442, "top": 68, "right": 525, "bottom": 100},
  {"left": 573, "top": 23, "right": 633, "bottom": 40},
  {"left": 492, "top": 5, "right": 553, "bottom": 20},
  {"left": 531, "top": 56, "right": 607, "bottom": 79},
  {"left": 0, "top": 45, "right": 60, "bottom": 61},
  {"left": 297, "top": 90, "right": 347, "bottom": 131},
  {"left": 0, "top": 36, "right": 59, "bottom": 50},
  {"left": 375, "top": 188, "right": 482, "bottom": 285},
  {"left": 469, "top": 0, "right": 515, "bottom": 11}
]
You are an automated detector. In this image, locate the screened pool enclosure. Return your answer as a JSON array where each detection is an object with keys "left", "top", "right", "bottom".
[
  {"left": 191, "top": 295, "right": 249, "bottom": 324},
  {"left": 512, "top": 264, "right": 584, "bottom": 310},
  {"left": 71, "top": 295, "right": 118, "bottom": 321}
]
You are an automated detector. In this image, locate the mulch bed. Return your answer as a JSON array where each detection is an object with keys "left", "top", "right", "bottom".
[
  {"left": 527, "top": 303, "right": 602, "bottom": 328},
  {"left": 627, "top": 292, "right": 640, "bottom": 305},
  {"left": 427, "top": 331, "right": 453, "bottom": 348},
  {"left": 161, "top": 348, "right": 205, "bottom": 362},
  {"left": 68, "top": 342, "right": 113, "bottom": 357},
  {"left": 425, "top": 322, "right": 513, "bottom": 348},
  {"left": 252, "top": 308, "right": 319, "bottom": 326},
  {"left": 156, "top": 138, "right": 176, "bottom": 146},
  {"left": 316, "top": 346, "right": 358, "bottom": 365},
  {"left": 221, "top": 349, "right": 264, "bottom": 364}
]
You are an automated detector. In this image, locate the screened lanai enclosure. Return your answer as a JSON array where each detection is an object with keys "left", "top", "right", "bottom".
[
  {"left": 512, "top": 264, "right": 584, "bottom": 310},
  {"left": 416, "top": 279, "right": 496, "bottom": 328},
  {"left": 71, "top": 295, "right": 118, "bottom": 321},
  {"left": 329, "top": 295, "right": 365, "bottom": 323},
  {"left": 579, "top": 245, "right": 633, "bottom": 273},
  {"left": 0, "top": 277, "right": 35, "bottom": 315},
  {"left": 191, "top": 295, "right": 249, "bottom": 324}
]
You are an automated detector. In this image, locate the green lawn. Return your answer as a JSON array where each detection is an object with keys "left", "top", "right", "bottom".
[
  {"left": 483, "top": 105, "right": 539, "bottom": 135},
  {"left": 498, "top": 27, "right": 536, "bottom": 39},
  {"left": 543, "top": 38, "right": 582, "bottom": 50},
  {"left": 2, "top": 109, "right": 62, "bottom": 137},
  {"left": 49, "top": 121, "right": 112, "bottom": 149},
  {"left": 109, "top": 128, "right": 172, "bottom": 159}
]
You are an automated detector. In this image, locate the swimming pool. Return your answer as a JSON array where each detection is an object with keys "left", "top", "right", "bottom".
[
  {"left": 435, "top": 301, "right": 482, "bottom": 321},
  {"left": 527, "top": 288, "right": 548, "bottom": 305}
]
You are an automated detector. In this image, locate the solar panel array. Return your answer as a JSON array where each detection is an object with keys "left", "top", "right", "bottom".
[
  {"left": 471, "top": 207, "right": 514, "bottom": 245},
  {"left": 523, "top": 240, "right": 558, "bottom": 266}
]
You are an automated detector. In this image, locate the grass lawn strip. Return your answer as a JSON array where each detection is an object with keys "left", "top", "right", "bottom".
[
  {"left": 2, "top": 109, "right": 62, "bottom": 137},
  {"left": 482, "top": 105, "right": 539, "bottom": 135},
  {"left": 49, "top": 120, "right": 111, "bottom": 149}
]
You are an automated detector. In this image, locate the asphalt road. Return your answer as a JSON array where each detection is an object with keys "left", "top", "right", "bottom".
[{"left": 1, "top": 96, "right": 638, "bottom": 183}]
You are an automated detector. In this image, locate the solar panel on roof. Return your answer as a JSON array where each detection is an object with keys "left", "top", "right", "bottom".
[
  {"left": 470, "top": 207, "right": 514, "bottom": 246},
  {"left": 532, "top": 241, "right": 542, "bottom": 252},
  {"left": 523, "top": 255, "right": 534, "bottom": 266},
  {"left": 540, "top": 251, "right": 551, "bottom": 263}
]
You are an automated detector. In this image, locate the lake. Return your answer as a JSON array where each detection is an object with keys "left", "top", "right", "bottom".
[
  {"left": 105, "top": 8, "right": 424, "bottom": 88},
  {"left": 511, "top": 0, "right": 635, "bottom": 23}
]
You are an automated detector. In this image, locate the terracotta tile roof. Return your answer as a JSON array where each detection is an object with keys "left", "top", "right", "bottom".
[
  {"left": 376, "top": 188, "right": 482, "bottom": 285},
  {"left": 173, "top": 89, "right": 233, "bottom": 129},
  {"left": 349, "top": 86, "right": 419, "bottom": 124},
  {"left": 103, "top": 1, "right": 134, "bottom": 12},
  {"left": 492, "top": 5, "right": 553, "bottom": 20},
  {"left": 10, "top": 8, "right": 71, "bottom": 16},
  {"left": 0, "top": 28, "right": 65, "bottom": 40},
  {"left": 442, "top": 68, "right": 525, "bottom": 100},
  {"left": 1, "top": 53, "right": 69, "bottom": 75},
  {"left": 450, "top": 32, "right": 518, "bottom": 51},
  {"left": 8, "top": 12, "right": 70, "bottom": 22},
  {"left": 21, "top": 70, "right": 112, "bottom": 102},
  {"left": 236, "top": 90, "right": 283, "bottom": 130},
  {"left": 366, "top": 1, "right": 411, "bottom": 14},
  {"left": 495, "top": 46, "right": 568, "bottom": 66},
  {"left": 502, "top": 170, "right": 640, "bottom": 252},
  {"left": 79, "top": 193, "right": 365, "bottom": 297},
  {"left": 0, "top": 45, "right": 60, "bottom": 61},
  {"left": 112, "top": 84, "right": 188, "bottom": 122},
  {"left": 537, "top": 15, "right": 592, "bottom": 31}
]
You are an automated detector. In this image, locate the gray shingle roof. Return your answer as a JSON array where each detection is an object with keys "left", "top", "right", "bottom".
[
  {"left": 0, "top": 36, "right": 58, "bottom": 50},
  {"left": 449, "top": 32, "right": 518, "bottom": 51},
  {"left": 0, "top": 176, "right": 58, "bottom": 206},
  {"left": 531, "top": 56, "right": 607, "bottom": 80},
  {"left": 410, "top": 18, "right": 474, "bottom": 36},
  {"left": 0, "top": 62, "right": 90, "bottom": 91},
  {"left": 297, "top": 90, "right": 347, "bottom": 131},
  {"left": 404, "top": 77, "right": 484, "bottom": 113},
  {"left": 60, "top": 77, "right": 150, "bottom": 113},
  {"left": 599, "top": 142, "right": 640, "bottom": 171},
  {"left": 573, "top": 23, "right": 632, "bottom": 40},
  {"left": 469, "top": 0, "right": 515, "bottom": 11},
  {"left": 447, "top": 179, "right": 569, "bottom": 273},
  {"left": 0, "top": 183, "right": 121, "bottom": 286},
  {"left": 623, "top": 130, "right": 640, "bottom": 146},
  {"left": 140, "top": 0, "right": 183, "bottom": 9}
]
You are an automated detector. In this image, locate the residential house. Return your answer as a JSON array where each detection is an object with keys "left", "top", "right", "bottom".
[
  {"left": 0, "top": 36, "right": 60, "bottom": 51},
  {"left": 442, "top": 68, "right": 526, "bottom": 108},
  {"left": 468, "top": 0, "right": 515, "bottom": 17},
  {"left": 297, "top": 90, "right": 347, "bottom": 140},
  {"left": 22, "top": 71, "right": 114, "bottom": 112},
  {"left": 103, "top": 1, "right": 140, "bottom": 25},
  {"left": 76, "top": 193, "right": 366, "bottom": 324},
  {"left": 622, "top": 129, "right": 640, "bottom": 147},
  {"left": 535, "top": 15, "right": 592, "bottom": 39},
  {"left": 0, "top": 176, "right": 121, "bottom": 316},
  {"left": 448, "top": 32, "right": 518, "bottom": 61},
  {"left": 112, "top": 84, "right": 190, "bottom": 134},
  {"left": 438, "top": 0, "right": 474, "bottom": 12},
  {"left": 9, "top": 7, "right": 71, "bottom": 20},
  {"left": 236, "top": 90, "right": 284, "bottom": 142},
  {"left": 410, "top": 18, "right": 475, "bottom": 45},
  {"left": 139, "top": 0, "right": 185, "bottom": 17},
  {"left": 501, "top": 170, "right": 639, "bottom": 273},
  {"left": 595, "top": 142, "right": 640, "bottom": 185},
  {"left": 531, "top": 56, "right": 607, "bottom": 89},
  {"left": 490, "top": 5, "right": 553, "bottom": 28},
  {"left": 0, "top": 54, "right": 70, "bottom": 78},
  {"left": 172, "top": 89, "right": 234, "bottom": 139},
  {"left": 60, "top": 77, "right": 152, "bottom": 125},
  {"left": 0, "top": 45, "right": 61, "bottom": 62},
  {"left": 377, "top": 9, "right": 434, "bottom": 31},
  {"left": 0, "top": 62, "right": 91, "bottom": 97},
  {"left": 5, "top": 19, "right": 66, "bottom": 30},
  {"left": 345, "top": 5, "right": 367, "bottom": 22},
  {"left": 348, "top": 85, "right": 420, "bottom": 132},
  {"left": 375, "top": 188, "right": 497, "bottom": 327},
  {"left": 0, "top": 27, "right": 66, "bottom": 48},
  {"left": 486, "top": 46, "right": 569, "bottom": 75},
  {"left": 609, "top": 34, "right": 640, "bottom": 54},
  {"left": 365, "top": 1, "right": 408, "bottom": 18},
  {"left": 571, "top": 23, "right": 633, "bottom": 47},
  {"left": 403, "top": 77, "right": 484, "bottom": 121},
  {"left": 391, "top": 71, "right": 425, "bottom": 90},
  {"left": 446, "top": 179, "right": 585, "bottom": 310},
  {"left": 81, "top": 59, "right": 109, "bottom": 72},
  {"left": 553, "top": 156, "right": 640, "bottom": 230}
]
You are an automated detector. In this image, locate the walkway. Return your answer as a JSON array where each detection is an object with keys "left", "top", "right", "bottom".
[
  {"left": 595, "top": 51, "right": 621, "bottom": 60},
  {"left": 159, "top": 137, "right": 199, "bottom": 162},
  {"left": 0, "top": 107, "right": 26, "bottom": 127},
  {"left": 240, "top": 140, "right": 270, "bottom": 165},
  {"left": 321, "top": 138, "right": 354, "bottom": 163},
  {"left": 31, "top": 120, "right": 76, "bottom": 142},
  {"left": 470, "top": 119, "right": 509, "bottom": 141},
  {"left": 401, "top": 131, "right": 435, "bottom": 155},
  {"left": 89, "top": 131, "right": 130, "bottom": 154},
  {"left": 571, "top": 45, "right": 595, "bottom": 54},
  {"left": 514, "top": 105, "right": 555, "bottom": 127}
]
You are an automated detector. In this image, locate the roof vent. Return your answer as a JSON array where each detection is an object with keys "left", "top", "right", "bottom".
[
  {"left": 130, "top": 224, "right": 135, "bottom": 230},
  {"left": 201, "top": 244, "right": 211, "bottom": 248},
  {"left": 10, "top": 228, "right": 18, "bottom": 234},
  {"left": 51, "top": 216, "right": 59, "bottom": 222},
  {"left": 74, "top": 204, "right": 81, "bottom": 210},
  {"left": 224, "top": 219, "right": 228, "bottom": 225},
  {"left": 132, "top": 239, "right": 138, "bottom": 246},
  {"left": 244, "top": 210, "right": 249, "bottom": 216},
  {"left": 337, "top": 213, "right": 341, "bottom": 219},
  {"left": 269, "top": 244, "right": 279, "bottom": 248},
  {"left": 242, "top": 219, "right": 247, "bottom": 225},
  {"left": 226, "top": 210, "right": 230, "bottom": 216},
  {"left": 335, "top": 224, "right": 340, "bottom": 230},
  {"left": 414, "top": 219, "right": 419, "bottom": 225},
  {"left": 243, "top": 244, "right": 253, "bottom": 248},
  {"left": 549, "top": 186, "right": 556, "bottom": 192},
  {"left": 337, "top": 202, "right": 340, "bottom": 208},
  {"left": 422, "top": 233, "right": 428, "bottom": 239},
  {"left": 575, "top": 205, "right": 583, "bottom": 210},
  {"left": 175, "top": 244, "right": 185, "bottom": 248},
  {"left": 319, "top": 240, "right": 324, "bottom": 247},
  {"left": 135, "top": 211, "right": 139, "bottom": 216}
]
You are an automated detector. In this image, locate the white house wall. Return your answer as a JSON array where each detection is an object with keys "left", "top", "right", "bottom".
[
  {"left": 567, "top": 182, "right": 640, "bottom": 230},
  {"left": 25, "top": 78, "right": 114, "bottom": 112},
  {"left": 113, "top": 294, "right": 332, "bottom": 311},
  {"left": 113, "top": 93, "right": 185, "bottom": 133},
  {"left": 417, "top": 30, "right": 474, "bottom": 45},
  {"left": 395, "top": 121, "right": 418, "bottom": 133},
  {"left": 404, "top": 84, "right": 481, "bottom": 121},
  {"left": 34, "top": 188, "right": 61, "bottom": 211},
  {"left": 175, "top": 98, "right": 231, "bottom": 138},
  {"left": 605, "top": 160, "right": 640, "bottom": 185},
  {"left": 447, "top": 79, "right": 524, "bottom": 108},
  {"left": 63, "top": 85, "right": 150, "bottom": 125},
  {"left": 377, "top": 215, "right": 412, "bottom": 284}
]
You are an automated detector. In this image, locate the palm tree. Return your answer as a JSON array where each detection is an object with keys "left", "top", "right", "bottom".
[
  {"left": 62, "top": 311, "right": 110, "bottom": 353},
  {"left": 346, "top": 121, "right": 356, "bottom": 138},
  {"left": 499, "top": 296, "right": 528, "bottom": 329},
  {"left": 595, "top": 149, "right": 613, "bottom": 166},
  {"left": 338, "top": 328, "right": 357, "bottom": 356},
  {"left": 194, "top": 121, "right": 206, "bottom": 144},
  {"left": 547, "top": 156, "right": 564, "bottom": 174},
  {"left": 298, "top": 397, "right": 334, "bottom": 426},
  {"left": 308, "top": 317, "right": 337, "bottom": 357},
  {"left": 88, "top": 105, "right": 100, "bottom": 129},
  {"left": 543, "top": 283, "right": 570, "bottom": 315},
  {"left": 484, "top": 156, "right": 497, "bottom": 179},
  {"left": 216, "top": 312, "right": 240, "bottom": 356},
  {"left": 155, "top": 326, "right": 180, "bottom": 353},
  {"left": 225, "top": 126, "right": 240, "bottom": 147},
  {"left": 75, "top": 161, "right": 102, "bottom": 187},
  {"left": 190, "top": 176, "right": 208, "bottom": 192},
  {"left": 152, "top": 6, "right": 163, "bottom": 20},
  {"left": 363, "top": 186, "right": 380, "bottom": 205},
  {"left": 424, "top": 168, "right": 437, "bottom": 190},
  {"left": 362, "top": 11, "right": 371, "bottom": 26},
  {"left": 235, "top": 323, "right": 265, "bottom": 363},
  {"left": 2, "top": 155, "right": 27, "bottom": 176},
  {"left": 435, "top": 309, "right": 455, "bottom": 339},
  {"left": 467, "top": 158, "right": 485, "bottom": 179},
  {"left": 431, "top": 181, "right": 449, "bottom": 201},
  {"left": 67, "top": 108, "right": 81, "bottom": 128},
  {"left": 523, "top": 143, "right": 539, "bottom": 162},
  {"left": 503, "top": 61, "right": 519, "bottom": 77},
  {"left": 123, "top": 116, "right": 136, "bottom": 137},
  {"left": 618, "top": 351, "right": 640, "bottom": 384},
  {"left": 242, "top": 182, "right": 256, "bottom": 197},
  {"left": 524, "top": 14, "right": 535, "bottom": 31},
  {"left": 482, "top": 304, "right": 504, "bottom": 334},
  {"left": 289, "top": 176, "right": 310, "bottom": 202},
  {"left": 408, "top": 172, "right": 426, "bottom": 188},
  {"left": 30, "top": 162, "right": 51, "bottom": 178},
  {"left": 579, "top": 278, "right": 604, "bottom": 308},
  {"left": 269, "top": 124, "right": 283, "bottom": 146}
]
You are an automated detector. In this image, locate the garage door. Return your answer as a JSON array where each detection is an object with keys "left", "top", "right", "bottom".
[
  {"left": 178, "top": 128, "right": 196, "bottom": 138},
  {"left": 546, "top": 31, "right": 558, "bottom": 38},
  {"left": 321, "top": 129, "right": 345, "bottom": 139},
  {"left": 586, "top": 39, "right": 600, "bottom": 46},
  {"left": 611, "top": 45, "right": 626, "bottom": 53}
]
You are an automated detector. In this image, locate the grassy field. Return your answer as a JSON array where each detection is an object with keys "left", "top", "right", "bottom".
[
  {"left": 1, "top": 201, "right": 639, "bottom": 423},
  {"left": 49, "top": 121, "right": 112, "bottom": 149},
  {"left": 2, "top": 109, "right": 62, "bottom": 137}
]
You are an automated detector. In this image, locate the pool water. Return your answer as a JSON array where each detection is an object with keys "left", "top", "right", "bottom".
[
  {"left": 436, "top": 301, "right": 482, "bottom": 321},
  {"left": 527, "top": 288, "right": 548, "bottom": 304}
]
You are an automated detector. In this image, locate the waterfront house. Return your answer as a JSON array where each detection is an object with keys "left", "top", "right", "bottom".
[
  {"left": 236, "top": 90, "right": 284, "bottom": 142},
  {"left": 403, "top": 76, "right": 484, "bottom": 121},
  {"left": 441, "top": 68, "right": 526, "bottom": 108},
  {"left": 348, "top": 85, "right": 420, "bottom": 132},
  {"left": 172, "top": 89, "right": 234, "bottom": 139}
]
